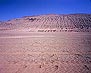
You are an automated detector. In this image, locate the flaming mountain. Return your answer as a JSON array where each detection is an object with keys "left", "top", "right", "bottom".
[{"left": 0, "top": 14, "right": 91, "bottom": 32}]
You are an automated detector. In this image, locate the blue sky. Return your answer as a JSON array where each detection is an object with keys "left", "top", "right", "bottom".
[{"left": 0, "top": 0, "right": 91, "bottom": 21}]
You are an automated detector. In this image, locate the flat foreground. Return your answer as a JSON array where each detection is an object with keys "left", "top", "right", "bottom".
[{"left": 0, "top": 32, "right": 91, "bottom": 73}]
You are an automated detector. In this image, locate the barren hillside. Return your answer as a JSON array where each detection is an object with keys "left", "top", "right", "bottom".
[
  {"left": 0, "top": 14, "right": 91, "bottom": 32},
  {"left": 0, "top": 14, "right": 91, "bottom": 73}
]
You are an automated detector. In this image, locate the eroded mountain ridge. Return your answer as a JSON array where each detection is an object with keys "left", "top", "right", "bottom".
[{"left": 0, "top": 14, "right": 91, "bottom": 32}]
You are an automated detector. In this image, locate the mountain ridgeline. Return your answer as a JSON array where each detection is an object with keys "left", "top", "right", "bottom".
[{"left": 0, "top": 14, "right": 91, "bottom": 32}]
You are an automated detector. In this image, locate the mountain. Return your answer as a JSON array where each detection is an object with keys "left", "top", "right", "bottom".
[{"left": 0, "top": 14, "right": 91, "bottom": 32}]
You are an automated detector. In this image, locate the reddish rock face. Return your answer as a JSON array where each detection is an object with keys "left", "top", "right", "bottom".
[{"left": 0, "top": 14, "right": 91, "bottom": 32}]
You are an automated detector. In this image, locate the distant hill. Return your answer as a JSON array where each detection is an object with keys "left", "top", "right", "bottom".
[{"left": 0, "top": 14, "right": 91, "bottom": 32}]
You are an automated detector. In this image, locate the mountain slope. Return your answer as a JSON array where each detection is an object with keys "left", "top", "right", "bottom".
[{"left": 0, "top": 14, "right": 91, "bottom": 32}]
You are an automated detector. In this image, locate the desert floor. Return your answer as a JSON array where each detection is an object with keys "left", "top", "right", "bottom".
[{"left": 0, "top": 31, "right": 91, "bottom": 73}]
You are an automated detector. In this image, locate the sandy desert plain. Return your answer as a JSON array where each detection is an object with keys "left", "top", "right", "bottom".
[
  {"left": 0, "top": 14, "right": 91, "bottom": 73},
  {"left": 0, "top": 31, "right": 91, "bottom": 73}
]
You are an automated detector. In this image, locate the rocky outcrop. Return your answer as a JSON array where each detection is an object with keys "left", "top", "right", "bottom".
[{"left": 0, "top": 14, "right": 91, "bottom": 32}]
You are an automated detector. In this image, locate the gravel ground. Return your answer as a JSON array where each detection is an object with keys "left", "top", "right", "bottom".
[{"left": 0, "top": 32, "right": 91, "bottom": 73}]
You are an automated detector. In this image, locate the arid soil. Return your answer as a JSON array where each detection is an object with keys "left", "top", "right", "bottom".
[
  {"left": 0, "top": 31, "right": 91, "bottom": 73},
  {"left": 0, "top": 14, "right": 91, "bottom": 73}
]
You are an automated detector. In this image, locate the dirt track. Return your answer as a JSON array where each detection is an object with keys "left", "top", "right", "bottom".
[{"left": 0, "top": 32, "right": 91, "bottom": 73}]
